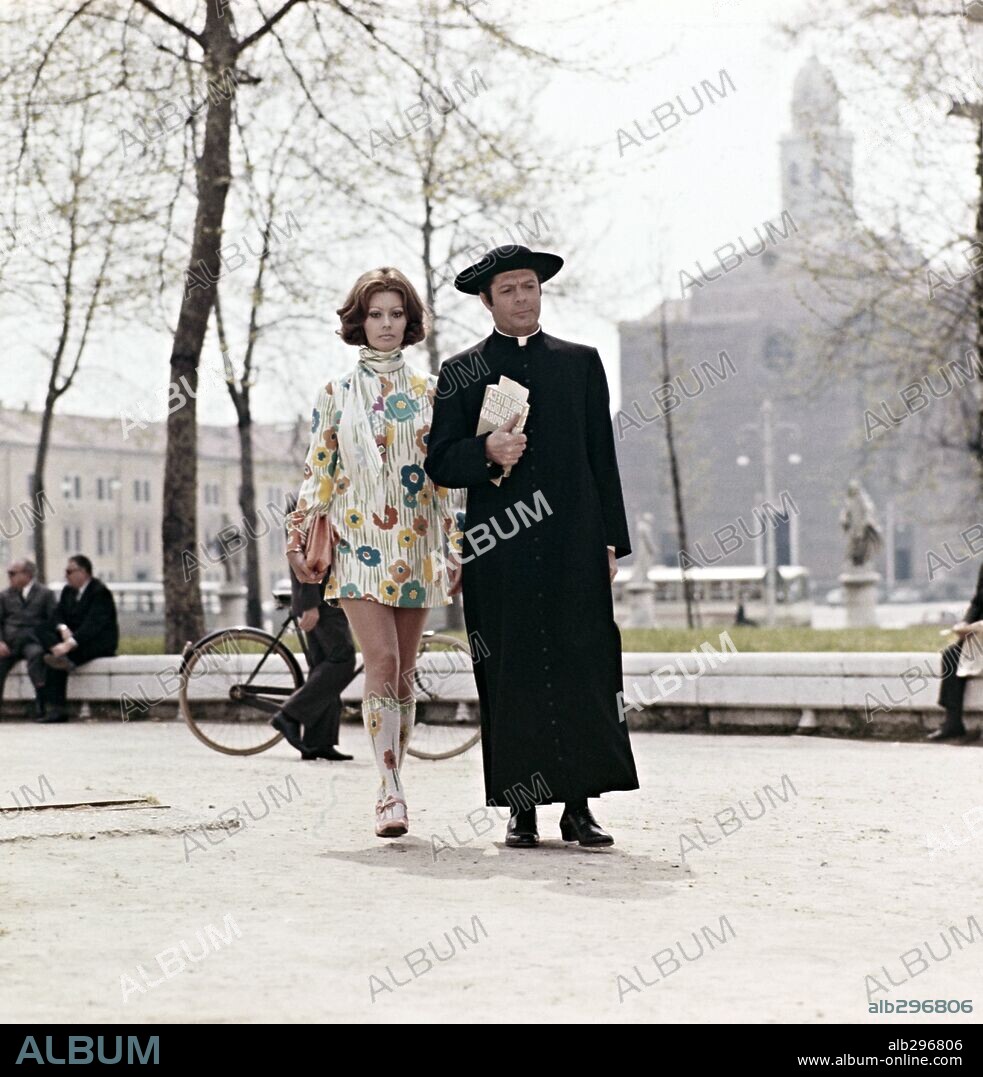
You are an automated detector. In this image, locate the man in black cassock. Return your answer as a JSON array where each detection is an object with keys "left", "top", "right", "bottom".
[{"left": 424, "top": 244, "right": 639, "bottom": 847}]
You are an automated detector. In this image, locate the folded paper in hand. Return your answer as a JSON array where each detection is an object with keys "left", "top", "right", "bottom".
[{"left": 476, "top": 376, "right": 529, "bottom": 487}]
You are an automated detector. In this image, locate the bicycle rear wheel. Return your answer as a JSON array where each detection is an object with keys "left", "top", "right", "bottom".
[
  {"left": 408, "top": 632, "right": 481, "bottom": 760},
  {"left": 179, "top": 627, "right": 304, "bottom": 756}
]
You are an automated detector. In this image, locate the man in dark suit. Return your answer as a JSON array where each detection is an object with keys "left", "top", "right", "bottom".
[
  {"left": 0, "top": 559, "right": 57, "bottom": 719},
  {"left": 41, "top": 555, "right": 119, "bottom": 723},
  {"left": 270, "top": 504, "right": 357, "bottom": 760},
  {"left": 930, "top": 558, "right": 983, "bottom": 743}
]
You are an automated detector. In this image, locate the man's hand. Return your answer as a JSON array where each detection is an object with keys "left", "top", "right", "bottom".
[
  {"left": 608, "top": 548, "right": 617, "bottom": 583},
  {"left": 287, "top": 549, "right": 325, "bottom": 585},
  {"left": 485, "top": 412, "right": 527, "bottom": 468},
  {"left": 0, "top": 641, "right": 10, "bottom": 658},
  {"left": 298, "top": 607, "right": 320, "bottom": 633},
  {"left": 50, "top": 640, "right": 74, "bottom": 657}
]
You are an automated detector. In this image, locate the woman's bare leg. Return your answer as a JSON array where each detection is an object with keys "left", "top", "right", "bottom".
[
  {"left": 393, "top": 607, "right": 430, "bottom": 702},
  {"left": 339, "top": 599, "right": 400, "bottom": 701},
  {"left": 339, "top": 599, "right": 407, "bottom": 834}
]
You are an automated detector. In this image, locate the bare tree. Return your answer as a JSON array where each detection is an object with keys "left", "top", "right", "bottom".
[{"left": 781, "top": 1, "right": 983, "bottom": 500}]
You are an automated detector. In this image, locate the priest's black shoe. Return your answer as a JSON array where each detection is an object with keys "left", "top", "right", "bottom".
[
  {"left": 35, "top": 711, "right": 68, "bottom": 724},
  {"left": 926, "top": 724, "right": 966, "bottom": 742},
  {"left": 560, "top": 801, "right": 614, "bottom": 846},
  {"left": 271, "top": 712, "right": 303, "bottom": 751},
  {"left": 505, "top": 807, "right": 539, "bottom": 847},
  {"left": 301, "top": 746, "right": 353, "bottom": 761}
]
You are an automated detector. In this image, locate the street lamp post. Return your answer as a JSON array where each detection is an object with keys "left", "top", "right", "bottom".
[{"left": 736, "top": 399, "right": 801, "bottom": 627}]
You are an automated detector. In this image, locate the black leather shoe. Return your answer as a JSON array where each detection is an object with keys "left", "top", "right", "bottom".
[
  {"left": 271, "top": 712, "right": 303, "bottom": 751},
  {"left": 35, "top": 711, "right": 68, "bottom": 724},
  {"left": 560, "top": 802, "right": 614, "bottom": 846},
  {"left": 301, "top": 746, "right": 353, "bottom": 761},
  {"left": 926, "top": 725, "right": 966, "bottom": 742},
  {"left": 505, "top": 807, "right": 539, "bottom": 847}
]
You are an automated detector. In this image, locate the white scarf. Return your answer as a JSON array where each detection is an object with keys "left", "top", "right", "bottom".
[{"left": 336, "top": 345, "right": 406, "bottom": 492}]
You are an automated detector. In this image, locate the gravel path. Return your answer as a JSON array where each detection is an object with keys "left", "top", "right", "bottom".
[{"left": 1, "top": 723, "right": 981, "bottom": 1024}]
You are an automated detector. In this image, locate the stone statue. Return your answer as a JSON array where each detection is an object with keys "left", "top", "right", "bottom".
[
  {"left": 633, "top": 512, "right": 657, "bottom": 583},
  {"left": 839, "top": 480, "right": 883, "bottom": 568}
]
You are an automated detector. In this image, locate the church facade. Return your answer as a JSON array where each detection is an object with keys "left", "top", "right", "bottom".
[{"left": 617, "top": 57, "right": 980, "bottom": 603}]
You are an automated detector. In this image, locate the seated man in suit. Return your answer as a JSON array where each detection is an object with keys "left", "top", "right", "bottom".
[
  {"left": 271, "top": 497, "right": 357, "bottom": 760},
  {"left": 41, "top": 554, "right": 119, "bottom": 723},
  {"left": 0, "top": 559, "right": 57, "bottom": 720}
]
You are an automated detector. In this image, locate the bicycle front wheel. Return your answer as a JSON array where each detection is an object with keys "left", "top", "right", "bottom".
[
  {"left": 179, "top": 627, "right": 304, "bottom": 756},
  {"left": 408, "top": 632, "right": 481, "bottom": 760}
]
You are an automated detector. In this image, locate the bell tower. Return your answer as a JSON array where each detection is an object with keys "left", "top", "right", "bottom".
[{"left": 779, "top": 56, "right": 854, "bottom": 227}]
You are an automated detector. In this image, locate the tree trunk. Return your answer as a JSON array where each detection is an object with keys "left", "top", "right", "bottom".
[
  {"left": 659, "top": 304, "right": 699, "bottom": 629},
  {"left": 975, "top": 118, "right": 983, "bottom": 490},
  {"left": 30, "top": 397, "right": 56, "bottom": 579},
  {"left": 236, "top": 409, "right": 263, "bottom": 627},
  {"left": 422, "top": 192, "right": 440, "bottom": 375},
  {"left": 162, "top": 10, "right": 237, "bottom": 652}
]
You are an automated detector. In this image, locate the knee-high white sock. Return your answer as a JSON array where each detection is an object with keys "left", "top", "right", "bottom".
[
  {"left": 373, "top": 699, "right": 416, "bottom": 804},
  {"left": 398, "top": 699, "right": 416, "bottom": 769},
  {"left": 363, "top": 695, "right": 403, "bottom": 803}
]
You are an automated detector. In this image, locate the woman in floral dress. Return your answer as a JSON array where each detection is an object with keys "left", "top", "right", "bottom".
[{"left": 287, "top": 268, "right": 464, "bottom": 838}]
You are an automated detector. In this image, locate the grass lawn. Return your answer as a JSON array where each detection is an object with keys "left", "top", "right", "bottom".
[{"left": 118, "top": 624, "right": 953, "bottom": 656}]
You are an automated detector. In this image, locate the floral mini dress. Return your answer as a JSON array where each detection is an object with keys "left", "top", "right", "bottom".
[{"left": 289, "top": 353, "right": 465, "bottom": 607}]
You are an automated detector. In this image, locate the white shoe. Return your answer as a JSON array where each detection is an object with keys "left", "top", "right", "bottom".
[{"left": 375, "top": 795, "right": 408, "bottom": 837}]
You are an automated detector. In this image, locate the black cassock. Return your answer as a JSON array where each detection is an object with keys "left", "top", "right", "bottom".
[{"left": 425, "top": 327, "right": 639, "bottom": 807}]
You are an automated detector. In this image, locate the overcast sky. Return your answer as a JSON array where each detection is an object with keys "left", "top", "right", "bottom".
[{"left": 4, "top": 0, "right": 964, "bottom": 428}]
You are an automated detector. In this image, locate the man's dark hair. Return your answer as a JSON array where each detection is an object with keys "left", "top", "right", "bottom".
[
  {"left": 69, "top": 554, "right": 93, "bottom": 575},
  {"left": 479, "top": 270, "right": 543, "bottom": 306}
]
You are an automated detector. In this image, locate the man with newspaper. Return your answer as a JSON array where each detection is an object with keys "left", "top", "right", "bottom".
[{"left": 424, "top": 244, "right": 639, "bottom": 848}]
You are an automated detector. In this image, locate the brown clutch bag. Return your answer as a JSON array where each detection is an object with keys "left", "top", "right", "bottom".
[{"left": 304, "top": 514, "right": 335, "bottom": 578}]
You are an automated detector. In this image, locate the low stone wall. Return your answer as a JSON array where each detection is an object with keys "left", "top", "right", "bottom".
[{"left": 0, "top": 651, "right": 978, "bottom": 739}]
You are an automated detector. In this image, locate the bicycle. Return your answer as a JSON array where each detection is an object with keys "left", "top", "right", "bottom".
[{"left": 177, "top": 588, "right": 481, "bottom": 760}]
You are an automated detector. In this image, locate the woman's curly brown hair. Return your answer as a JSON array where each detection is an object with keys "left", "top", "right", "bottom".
[{"left": 336, "top": 267, "right": 430, "bottom": 347}]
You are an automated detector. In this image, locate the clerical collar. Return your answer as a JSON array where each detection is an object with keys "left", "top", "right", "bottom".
[{"left": 492, "top": 325, "right": 542, "bottom": 348}]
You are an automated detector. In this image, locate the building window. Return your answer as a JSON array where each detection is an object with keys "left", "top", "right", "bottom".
[
  {"left": 659, "top": 531, "right": 677, "bottom": 566},
  {"left": 96, "top": 527, "right": 115, "bottom": 556},
  {"left": 894, "top": 523, "right": 913, "bottom": 582},
  {"left": 63, "top": 476, "right": 81, "bottom": 500},
  {"left": 134, "top": 479, "right": 151, "bottom": 502},
  {"left": 763, "top": 331, "right": 795, "bottom": 372}
]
